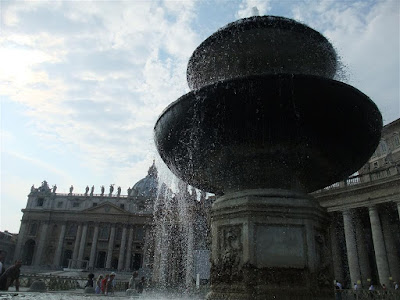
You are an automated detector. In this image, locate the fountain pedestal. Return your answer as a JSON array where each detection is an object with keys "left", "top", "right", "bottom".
[{"left": 208, "top": 189, "right": 332, "bottom": 300}]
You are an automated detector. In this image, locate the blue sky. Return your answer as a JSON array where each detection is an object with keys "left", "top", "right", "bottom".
[{"left": 1, "top": 0, "right": 399, "bottom": 233}]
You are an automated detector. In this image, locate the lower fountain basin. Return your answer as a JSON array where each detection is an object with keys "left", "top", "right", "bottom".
[{"left": 154, "top": 74, "right": 382, "bottom": 194}]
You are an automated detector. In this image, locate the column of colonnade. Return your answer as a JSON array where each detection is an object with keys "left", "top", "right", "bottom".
[
  {"left": 79, "top": 223, "right": 143, "bottom": 271},
  {"left": 71, "top": 223, "right": 83, "bottom": 268},
  {"left": 105, "top": 224, "right": 116, "bottom": 269},
  {"left": 13, "top": 220, "right": 28, "bottom": 262},
  {"left": 88, "top": 223, "right": 99, "bottom": 269},
  {"left": 117, "top": 226, "right": 128, "bottom": 270},
  {"left": 397, "top": 201, "right": 400, "bottom": 220},
  {"left": 33, "top": 221, "right": 49, "bottom": 266},
  {"left": 330, "top": 214, "right": 344, "bottom": 283},
  {"left": 381, "top": 208, "right": 400, "bottom": 282},
  {"left": 369, "top": 206, "right": 391, "bottom": 286},
  {"left": 333, "top": 203, "right": 400, "bottom": 288},
  {"left": 353, "top": 212, "right": 372, "bottom": 287},
  {"left": 77, "top": 223, "right": 88, "bottom": 268},
  {"left": 342, "top": 210, "right": 362, "bottom": 286},
  {"left": 53, "top": 222, "right": 67, "bottom": 266},
  {"left": 32, "top": 221, "right": 146, "bottom": 271},
  {"left": 125, "top": 226, "right": 134, "bottom": 271}
]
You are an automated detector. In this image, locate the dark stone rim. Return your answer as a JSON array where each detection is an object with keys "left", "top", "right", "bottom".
[
  {"left": 154, "top": 74, "right": 382, "bottom": 193},
  {"left": 187, "top": 16, "right": 337, "bottom": 86},
  {"left": 155, "top": 73, "right": 378, "bottom": 129}
]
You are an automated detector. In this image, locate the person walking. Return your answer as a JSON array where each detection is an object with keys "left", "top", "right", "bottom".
[
  {"left": 105, "top": 272, "right": 116, "bottom": 295},
  {"left": 0, "top": 260, "right": 22, "bottom": 291},
  {"left": 0, "top": 250, "right": 5, "bottom": 276},
  {"left": 137, "top": 276, "right": 145, "bottom": 294},
  {"left": 85, "top": 273, "right": 95, "bottom": 288},
  {"left": 129, "top": 271, "right": 139, "bottom": 290},
  {"left": 101, "top": 274, "right": 109, "bottom": 294},
  {"left": 95, "top": 275, "right": 103, "bottom": 294}
]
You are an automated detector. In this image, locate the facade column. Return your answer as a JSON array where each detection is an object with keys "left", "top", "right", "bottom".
[
  {"left": 397, "top": 201, "right": 400, "bottom": 221},
  {"left": 89, "top": 224, "right": 99, "bottom": 269},
  {"left": 33, "top": 221, "right": 49, "bottom": 266},
  {"left": 53, "top": 222, "right": 67, "bottom": 267},
  {"left": 117, "top": 226, "right": 128, "bottom": 271},
  {"left": 77, "top": 223, "right": 88, "bottom": 268},
  {"left": 185, "top": 222, "right": 195, "bottom": 288},
  {"left": 330, "top": 213, "right": 344, "bottom": 283},
  {"left": 106, "top": 224, "right": 116, "bottom": 269},
  {"left": 381, "top": 208, "right": 400, "bottom": 282},
  {"left": 354, "top": 211, "right": 372, "bottom": 287},
  {"left": 368, "top": 206, "right": 391, "bottom": 286},
  {"left": 13, "top": 220, "right": 28, "bottom": 261},
  {"left": 343, "top": 210, "right": 362, "bottom": 286},
  {"left": 125, "top": 226, "right": 134, "bottom": 271},
  {"left": 142, "top": 226, "right": 153, "bottom": 270},
  {"left": 72, "top": 223, "right": 82, "bottom": 268}
]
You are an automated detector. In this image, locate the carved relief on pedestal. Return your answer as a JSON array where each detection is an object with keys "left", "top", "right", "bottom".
[{"left": 211, "top": 225, "right": 243, "bottom": 283}]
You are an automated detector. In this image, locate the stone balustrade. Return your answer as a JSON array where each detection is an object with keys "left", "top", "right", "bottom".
[
  {"left": 16, "top": 274, "right": 128, "bottom": 291},
  {"left": 314, "top": 164, "right": 399, "bottom": 193}
]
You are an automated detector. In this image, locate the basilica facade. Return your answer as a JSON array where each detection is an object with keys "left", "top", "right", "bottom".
[
  {"left": 13, "top": 161, "right": 211, "bottom": 288},
  {"left": 13, "top": 163, "right": 159, "bottom": 272}
]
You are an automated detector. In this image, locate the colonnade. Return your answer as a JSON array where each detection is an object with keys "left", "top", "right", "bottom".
[
  {"left": 16, "top": 220, "right": 148, "bottom": 271},
  {"left": 331, "top": 202, "right": 400, "bottom": 288}
]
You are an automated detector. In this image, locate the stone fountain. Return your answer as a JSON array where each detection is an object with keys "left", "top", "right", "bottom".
[{"left": 154, "top": 16, "right": 382, "bottom": 300}]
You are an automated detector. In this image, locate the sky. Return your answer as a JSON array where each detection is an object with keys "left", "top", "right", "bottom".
[{"left": 1, "top": 0, "right": 399, "bottom": 233}]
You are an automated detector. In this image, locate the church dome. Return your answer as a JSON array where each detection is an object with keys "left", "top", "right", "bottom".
[{"left": 130, "top": 162, "right": 158, "bottom": 201}]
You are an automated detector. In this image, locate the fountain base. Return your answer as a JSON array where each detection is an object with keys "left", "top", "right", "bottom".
[{"left": 207, "top": 189, "right": 334, "bottom": 300}]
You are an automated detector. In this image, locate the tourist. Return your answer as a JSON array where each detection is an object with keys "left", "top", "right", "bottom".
[
  {"left": 335, "top": 281, "right": 342, "bottom": 289},
  {"left": 369, "top": 284, "right": 375, "bottom": 291},
  {"left": 394, "top": 282, "right": 399, "bottom": 290},
  {"left": 0, "top": 260, "right": 22, "bottom": 291},
  {"left": 137, "top": 276, "right": 145, "bottom": 294},
  {"left": 129, "top": 271, "right": 138, "bottom": 289},
  {"left": 95, "top": 275, "right": 103, "bottom": 294},
  {"left": 0, "top": 250, "right": 5, "bottom": 276},
  {"left": 85, "top": 273, "right": 95, "bottom": 288},
  {"left": 101, "top": 274, "right": 109, "bottom": 294},
  {"left": 353, "top": 282, "right": 359, "bottom": 290},
  {"left": 105, "top": 272, "right": 116, "bottom": 295}
]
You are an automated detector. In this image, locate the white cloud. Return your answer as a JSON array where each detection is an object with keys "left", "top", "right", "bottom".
[
  {"left": 290, "top": 0, "right": 399, "bottom": 123},
  {"left": 0, "top": 0, "right": 199, "bottom": 182}
]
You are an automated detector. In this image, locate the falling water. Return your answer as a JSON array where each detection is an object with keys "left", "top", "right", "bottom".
[{"left": 150, "top": 156, "right": 212, "bottom": 293}]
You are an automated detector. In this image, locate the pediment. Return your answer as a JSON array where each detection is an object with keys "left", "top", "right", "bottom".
[{"left": 83, "top": 202, "right": 129, "bottom": 215}]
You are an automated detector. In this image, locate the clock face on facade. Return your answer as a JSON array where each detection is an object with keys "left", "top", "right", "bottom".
[{"left": 104, "top": 205, "right": 111, "bottom": 212}]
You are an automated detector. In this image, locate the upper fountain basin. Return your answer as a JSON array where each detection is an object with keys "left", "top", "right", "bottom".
[
  {"left": 155, "top": 74, "right": 382, "bottom": 194},
  {"left": 187, "top": 16, "right": 337, "bottom": 90}
]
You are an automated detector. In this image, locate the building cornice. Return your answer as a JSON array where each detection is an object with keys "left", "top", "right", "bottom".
[{"left": 313, "top": 174, "right": 400, "bottom": 212}]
